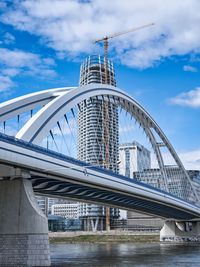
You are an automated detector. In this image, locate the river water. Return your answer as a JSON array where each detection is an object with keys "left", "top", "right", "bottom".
[{"left": 50, "top": 242, "right": 200, "bottom": 267}]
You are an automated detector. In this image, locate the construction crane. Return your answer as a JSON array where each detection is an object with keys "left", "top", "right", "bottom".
[
  {"left": 94, "top": 22, "right": 154, "bottom": 84},
  {"left": 94, "top": 23, "right": 154, "bottom": 231}
]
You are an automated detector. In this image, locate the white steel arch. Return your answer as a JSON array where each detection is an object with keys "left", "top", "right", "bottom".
[
  {"left": 0, "top": 87, "right": 74, "bottom": 123},
  {"left": 14, "top": 84, "right": 186, "bottom": 173},
  {"left": 0, "top": 84, "right": 198, "bottom": 203}
]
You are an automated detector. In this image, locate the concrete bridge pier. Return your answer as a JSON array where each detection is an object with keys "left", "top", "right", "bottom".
[
  {"left": 160, "top": 220, "right": 200, "bottom": 242},
  {"left": 0, "top": 176, "right": 51, "bottom": 266}
]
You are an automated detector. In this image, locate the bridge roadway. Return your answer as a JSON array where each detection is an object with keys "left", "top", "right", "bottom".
[{"left": 0, "top": 132, "right": 200, "bottom": 221}]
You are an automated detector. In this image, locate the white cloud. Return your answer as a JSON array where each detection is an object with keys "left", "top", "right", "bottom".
[
  {"left": 183, "top": 65, "right": 198, "bottom": 72},
  {"left": 1, "top": 68, "right": 20, "bottom": 77},
  {"left": 119, "top": 125, "right": 135, "bottom": 134},
  {"left": 0, "top": 48, "right": 56, "bottom": 72},
  {"left": 0, "top": 75, "right": 15, "bottom": 92},
  {"left": 169, "top": 87, "right": 200, "bottom": 108},
  {"left": 0, "top": 2, "right": 7, "bottom": 10},
  {"left": 152, "top": 148, "right": 200, "bottom": 170},
  {"left": 179, "top": 149, "right": 200, "bottom": 170},
  {"left": 0, "top": 48, "right": 57, "bottom": 92},
  {"left": 0, "top": 124, "right": 17, "bottom": 136},
  {"left": 3, "top": 32, "right": 15, "bottom": 45},
  {"left": 0, "top": 48, "right": 39, "bottom": 68},
  {"left": 2, "top": 0, "right": 200, "bottom": 68}
]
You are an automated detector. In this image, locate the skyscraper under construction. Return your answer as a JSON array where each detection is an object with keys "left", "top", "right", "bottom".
[{"left": 78, "top": 55, "right": 119, "bottom": 231}]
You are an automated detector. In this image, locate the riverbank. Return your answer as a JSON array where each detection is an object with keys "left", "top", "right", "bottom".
[{"left": 49, "top": 230, "right": 160, "bottom": 243}]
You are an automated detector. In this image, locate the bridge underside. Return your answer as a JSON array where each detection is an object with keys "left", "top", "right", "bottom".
[{"left": 30, "top": 176, "right": 197, "bottom": 221}]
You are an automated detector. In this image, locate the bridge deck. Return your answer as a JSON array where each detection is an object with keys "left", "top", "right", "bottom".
[{"left": 0, "top": 133, "right": 200, "bottom": 220}]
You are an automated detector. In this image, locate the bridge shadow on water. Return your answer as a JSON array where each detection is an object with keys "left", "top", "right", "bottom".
[{"left": 50, "top": 242, "right": 200, "bottom": 267}]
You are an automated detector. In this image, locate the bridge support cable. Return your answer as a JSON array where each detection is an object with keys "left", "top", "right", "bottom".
[
  {"left": 118, "top": 109, "right": 135, "bottom": 174},
  {"left": 0, "top": 87, "right": 72, "bottom": 124},
  {"left": 49, "top": 130, "right": 59, "bottom": 152},
  {"left": 118, "top": 101, "right": 167, "bottom": 190},
  {"left": 126, "top": 103, "right": 198, "bottom": 203},
  {"left": 56, "top": 121, "right": 71, "bottom": 155},
  {"left": 118, "top": 102, "right": 192, "bottom": 202},
  {"left": 17, "top": 114, "right": 20, "bottom": 132},
  {"left": 64, "top": 114, "right": 77, "bottom": 156},
  {"left": 150, "top": 127, "right": 198, "bottom": 203},
  {"left": 146, "top": 127, "right": 192, "bottom": 201},
  {"left": 0, "top": 105, "right": 46, "bottom": 138},
  {"left": 3, "top": 121, "right": 5, "bottom": 134}
]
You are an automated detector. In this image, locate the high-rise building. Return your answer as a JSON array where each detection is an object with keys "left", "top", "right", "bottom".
[
  {"left": 78, "top": 55, "right": 118, "bottom": 171},
  {"left": 119, "top": 141, "right": 151, "bottom": 178},
  {"left": 78, "top": 55, "right": 119, "bottom": 231}
]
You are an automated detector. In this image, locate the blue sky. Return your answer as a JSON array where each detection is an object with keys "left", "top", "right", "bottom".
[{"left": 1, "top": 0, "right": 200, "bottom": 169}]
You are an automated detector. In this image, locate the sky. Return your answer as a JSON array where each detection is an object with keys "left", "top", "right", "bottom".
[{"left": 1, "top": 0, "right": 200, "bottom": 169}]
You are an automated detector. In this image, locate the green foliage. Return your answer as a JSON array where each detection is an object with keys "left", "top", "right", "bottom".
[{"left": 50, "top": 234, "right": 159, "bottom": 244}]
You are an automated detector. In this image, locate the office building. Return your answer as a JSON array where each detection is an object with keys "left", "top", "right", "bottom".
[
  {"left": 51, "top": 203, "right": 79, "bottom": 219},
  {"left": 119, "top": 141, "right": 151, "bottom": 178}
]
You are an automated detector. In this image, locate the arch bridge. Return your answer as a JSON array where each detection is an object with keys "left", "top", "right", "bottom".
[{"left": 0, "top": 84, "right": 200, "bottom": 266}]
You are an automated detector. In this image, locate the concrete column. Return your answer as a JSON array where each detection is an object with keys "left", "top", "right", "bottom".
[
  {"left": 90, "top": 217, "right": 99, "bottom": 232},
  {"left": 0, "top": 178, "right": 51, "bottom": 266},
  {"left": 160, "top": 220, "right": 200, "bottom": 242}
]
